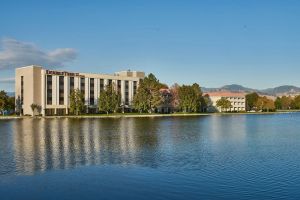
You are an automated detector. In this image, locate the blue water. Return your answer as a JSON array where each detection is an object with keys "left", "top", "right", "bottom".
[{"left": 1, "top": 113, "right": 300, "bottom": 199}]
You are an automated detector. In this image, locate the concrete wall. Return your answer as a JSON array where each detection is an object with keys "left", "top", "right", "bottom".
[{"left": 15, "top": 66, "right": 42, "bottom": 115}]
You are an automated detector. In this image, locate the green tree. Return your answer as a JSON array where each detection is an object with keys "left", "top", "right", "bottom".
[
  {"left": 275, "top": 97, "right": 282, "bottom": 109},
  {"left": 69, "top": 89, "right": 85, "bottom": 115},
  {"left": 170, "top": 83, "right": 180, "bottom": 111},
  {"left": 291, "top": 95, "right": 300, "bottom": 109},
  {"left": 281, "top": 96, "right": 292, "bottom": 110},
  {"left": 30, "top": 103, "right": 42, "bottom": 116},
  {"left": 255, "top": 96, "right": 275, "bottom": 112},
  {"left": 15, "top": 96, "right": 22, "bottom": 115},
  {"left": 7, "top": 96, "right": 15, "bottom": 111},
  {"left": 216, "top": 97, "right": 232, "bottom": 112},
  {"left": 178, "top": 83, "right": 202, "bottom": 113},
  {"left": 246, "top": 92, "right": 259, "bottom": 111},
  {"left": 98, "top": 83, "right": 121, "bottom": 114},
  {"left": 133, "top": 73, "right": 162, "bottom": 113},
  {"left": 0, "top": 90, "right": 9, "bottom": 115}
]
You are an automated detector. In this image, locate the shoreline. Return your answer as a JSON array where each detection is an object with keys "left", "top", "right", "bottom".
[{"left": 0, "top": 111, "right": 299, "bottom": 120}]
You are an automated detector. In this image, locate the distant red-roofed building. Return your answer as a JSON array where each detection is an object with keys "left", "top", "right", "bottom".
[{"left": 204, "top": 92, "right": 246, "bottom": 112}]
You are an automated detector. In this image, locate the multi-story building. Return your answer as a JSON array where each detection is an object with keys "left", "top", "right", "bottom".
[
  {"left": 205, "top": 91, "right": 246, "bottom": 112},
  {"left": 15, "top": 65, "right": 145, "bottom": 116}
]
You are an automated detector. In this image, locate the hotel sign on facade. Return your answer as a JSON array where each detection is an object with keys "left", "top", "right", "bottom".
[{"left": 46, "top": 70, "right": 84, "bottom": 77}]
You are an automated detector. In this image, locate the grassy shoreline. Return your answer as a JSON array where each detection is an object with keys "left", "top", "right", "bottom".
[{"left": 0, "top": 110, "right": 299, "bottom": 120}]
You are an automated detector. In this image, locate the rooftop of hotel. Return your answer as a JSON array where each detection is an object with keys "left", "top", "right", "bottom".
[{"left": 16, "top": 65, "right": 145, "bottom": 78}]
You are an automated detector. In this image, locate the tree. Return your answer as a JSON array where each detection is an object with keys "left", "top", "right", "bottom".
[
  {"left": 133, "top": 73, "right": 162, "bottom": 113},
  {"left": 69, "top": 89, "right": 85, "bottom": 115},
  {"left": 98, "top": 83, "right": 121, "bottom": 114},
  {"left": 255, "top": 96, "right": 275, "bottom": 112},
  {"left": 178, "top": 83, "right": 202, "bottom": 113},
  {"left": 246, "top": 92, "right": 259, "bottom": 111},
  {"left": 216, "top": 97, "right": 232, "bottom": 112},
  {"left": 7, "top": 96, "right": 15, "bottom": 111},
  {"left": 170, "top": 83, "right": 180, "bottom": 111},
  {"left": 281, "top": 96, "right": 292, "bottom": 110},
  {"left": 0, "top": 98, "right": 5, "bottom": 115},
  {"left": 201, "top": 94, "right": 212, "bottom": 112},
  {"left": 15, "top": 96, "right": 22, "bottom": 116},
  {"left": 291, "top": 95, "right": 300, "bottom": 109},
  {"left": 0, "top": 90, "right": 9, "bottom": 115},
  {"left": 275, "top": 97, "right": 282, "bottom": 110},
  {"left": 30, "top": 103, "right": 42, "bottom": 116}
]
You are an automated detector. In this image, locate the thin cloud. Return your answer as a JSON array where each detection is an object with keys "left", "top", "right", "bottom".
[
  {"left": 0, "top": 38, "right": 77, "bottom": 70},
  {"left": 0, "top": 77, "right": 15, "bottom": 83}
]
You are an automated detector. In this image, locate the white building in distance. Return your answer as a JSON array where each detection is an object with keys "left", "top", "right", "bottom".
[
  {"left": 205, "top": 91, "right": 246, "bottom": 112},
  {"left": 15, "top": 65, "right": 145, "bottom": 116}
]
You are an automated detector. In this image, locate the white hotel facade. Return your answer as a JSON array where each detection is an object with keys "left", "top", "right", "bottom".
[
  {"left": 205, "top": 91, "right": 246, "bottom": 112},
  {"left": 15, "top": 65, "right": 145, "bottom": 116}
]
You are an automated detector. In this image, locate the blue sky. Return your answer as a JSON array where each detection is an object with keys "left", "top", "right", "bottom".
[{"left": 0, "top": 0, "right": 300, "bottom": 92}]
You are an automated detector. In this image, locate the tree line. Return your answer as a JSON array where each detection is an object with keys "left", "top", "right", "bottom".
[
  {"left": 3, "top": 75, "right": 300, "bottom": 116},
  {"left": 246, "top": 92, "right": 275, "bottom": 112},
  {"left": 274, "top": 95, "right": 300, "bottom": 110},
  {"left": 69, "top": 73, "right": 207, "bottom": 115}
]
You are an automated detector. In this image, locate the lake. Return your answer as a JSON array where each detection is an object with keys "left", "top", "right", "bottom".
[{"left": 1, "top": 113, "right": 300, "bottom": 200}]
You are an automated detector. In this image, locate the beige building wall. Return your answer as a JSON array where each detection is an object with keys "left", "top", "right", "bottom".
[
  {"left": 206, "top": 92, "right": 246, "bottom": 112},
  {"left": 15, "top": 66, "right": 42, "bottom": 116}
]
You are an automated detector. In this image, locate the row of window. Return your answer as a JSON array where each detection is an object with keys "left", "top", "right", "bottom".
[
  {"left": 225, "top": 97, "right": 245, "bottom": 100},
  {"left": 232, "top": 102, "right": 245, "bottom": 105},
  {"left": 46, "top": 75, "right": 137, "bottom": 105}
]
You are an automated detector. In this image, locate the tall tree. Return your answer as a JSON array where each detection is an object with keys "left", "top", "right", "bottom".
[
  {"left": 133, "top": 73, "right": 162, "bottom": 113},
  {"left": 98, "top": 83, "right": 121, "bottom": 114},
  {"left": 255, "top": 96, "right": 275, "bottom": 112},
  {"left": 216, "top": 97, "right": 232, "bottom": 112},
  {"left": 170, "top": 83, "right": 180, "bottom": 111},
  {"left": 0, "top": 90, "right": 9, "bottom": 115},
  {"left": 275, "top": 97, "right": 282, "bottom": 109},
  {"left": 15, "top": 96, "right": 22, "bottom": 115},
  {"left": 246, "top": 92, "right": 259, "bottom": 111},
  {"left": 291, "top": 95, "right": 300, "bottom": 109},
  {"left": 69, "top": 89, "right": 85, "bottom": 115},
  {"left": 281, "top": 96, "right": 292, "bottom": 110},
  {"left": 178, "top": 83, "right": 202, "bottom": 113}
]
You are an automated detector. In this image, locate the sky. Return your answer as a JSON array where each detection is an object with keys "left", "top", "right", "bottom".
[{"left": 0, "top": 0, "right": 300, "bottom": 92}]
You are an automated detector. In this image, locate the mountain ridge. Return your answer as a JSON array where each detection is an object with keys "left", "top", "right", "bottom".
[{"left": 202, "top": 84, "right": 300, "bottom": 97}]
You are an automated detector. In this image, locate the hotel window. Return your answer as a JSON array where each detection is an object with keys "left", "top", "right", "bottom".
[
  {"left": 100, "top": 79, "right": 104, "bottom": 92},
  {"left": 133, "top": 81, "right": 137, "bottom": 96},
  {"left": 47, "top": 75, "right": 52, "bottom": 105},
  {"left": 90, "top": 78, "right": 94, "bottom": 105},
  {"left": 117, "top": 80, "right": 121, "bottom": 92},
  {"left": 80, "top": 77, "right": 85, "bottom": 97},
  {"left": 59, "top": 76, "right": 64, "bottom": 105},
  {"left": 69, "top": 77, "right": 74, "bottom": 94},
  {"left": 21, "top": 76, "right": 24, "bottom": 105},
  {"left": 125, "top": 81, "right": 129, "bottom": 105},
  {"left": 108, "top": 79, "right": 112, "bottom": 86}
]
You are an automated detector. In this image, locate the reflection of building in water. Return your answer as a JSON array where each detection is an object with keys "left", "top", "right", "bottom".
[{"left": 12, "top": 118, "right": 160, "bottom": 175}]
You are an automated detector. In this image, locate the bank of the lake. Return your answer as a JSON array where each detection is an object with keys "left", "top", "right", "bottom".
[{"left": 1, "top": 110, "right": 300, "bottom": 120}]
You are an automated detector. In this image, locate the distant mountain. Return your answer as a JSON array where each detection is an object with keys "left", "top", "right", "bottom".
[
  {"left": 202, "top": 84, "right": 257, "bottom": 93},
  {"left": 202, "top": 84, "right": 300, "bottom": 97},
  {"left": 260, "top": 85, "right": 300, "bottom": 96}
]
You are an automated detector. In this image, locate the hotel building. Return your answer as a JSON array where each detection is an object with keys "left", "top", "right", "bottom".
[
  {"left": 15, "top": 65, "right": 145, "bottom": 116},
  {"left": 205, "top": 91, "right": 246, "bottom": 112}
]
